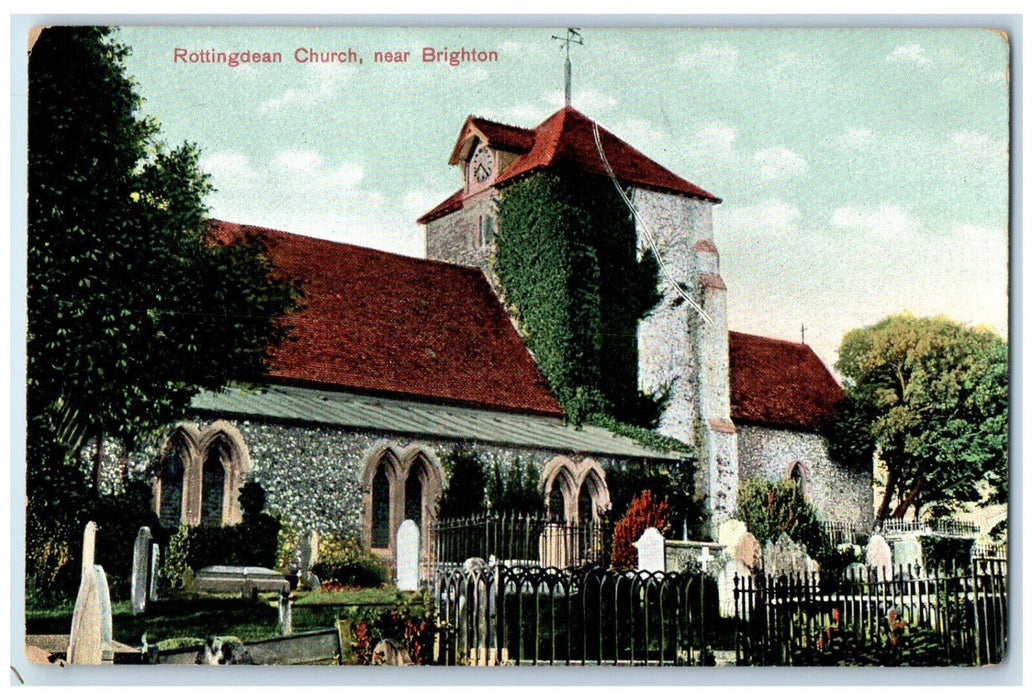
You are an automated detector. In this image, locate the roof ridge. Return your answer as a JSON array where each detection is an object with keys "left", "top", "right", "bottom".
[
  {"left": 469, "top": 114, "right": 535, "bottom": 134},
  {"left": 729, "top": 328, "right": 815, "bottom": 350},
  {"left": 209, "top": 218, "right": 484, "bottom": 275}
]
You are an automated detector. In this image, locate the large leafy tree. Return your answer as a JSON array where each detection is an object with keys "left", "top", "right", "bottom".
[
  {"left": 825, "top": 314, "right": 1007, "bottom": 520},
  {"left": 27, "top": 26, "right": 297, "bottom": 490}
]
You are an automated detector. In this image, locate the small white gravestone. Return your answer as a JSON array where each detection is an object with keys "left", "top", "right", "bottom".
[
  {"left": 395, "top": 519, "right": 420, "bottom": 591},
  {"left": 148, "top": 543, "right": 160, "bottom": 601},
  {"left": 735, "top": 532, "right": 763, "bottom": 572},
  {"left": 893, "top": 534, "right": 923, "bottom": 575},
  {"left": 718, "top": 558, "right": 752, "bottom": 618},
  {"left": 131, "top": 526, "right": 153, "bottom": 615},
  {"left": 81, "top": 521, "right": 97, "bottom": 578},
  {"left": 67, "top": 565, "right": 113, "bottom": 665},
  {"left": 717, "top": 519, "right": 748, "bottom": 549},
  {"left": 866, "top": 533, "right": 893, "bottom": 582},
  {"left": 634, "top": 527, "right": 666, "bottom": 572}
]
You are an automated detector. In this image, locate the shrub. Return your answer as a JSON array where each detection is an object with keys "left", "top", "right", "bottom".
[
  {"left": 486, "top": 457, "right": 543, "bottom": 514},
  {"left": 437, "top": 445, "right": 487, "bottom": 518},
  {"left": 736, "top": 478, "right": 826, "bottom": 557},
  {"left": 606, "top": 459, "right": 707, "bottom": 541},
  {"left": 312, "top": 534, "right": 389, "bottom": 588},
  {"left": 347, "top": 590, "right": 436, "bottom": 665},
  {"left": 158, "top": 524, "right": 192, "bottom": 595},
  {"left": 611, "top": 490, "right": 669, "bottom": 569}
]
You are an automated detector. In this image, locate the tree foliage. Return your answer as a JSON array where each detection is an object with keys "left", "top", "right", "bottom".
[
  {"left": 826, "top": 314, "right": 1008, "bottom": 520},
  {"left": 27, "top": 27, "right": 297, "bottom": 477},
  {"left": 437, "top": 445, "right": 488, "bottom": 518},
  {"left": 736, "top": 478, "right": 825, "bottom": 557},
  {"left": 485, "top": 457, "right": 543, "bottom": 514},
  {"left": 494, "top": 169, "right": 660, "bottom": 424}
]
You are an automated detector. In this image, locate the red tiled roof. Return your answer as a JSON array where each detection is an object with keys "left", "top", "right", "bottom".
[
  {"left": 421, "top": 107, "right": 720, "bottom": 224},
  {"left": 728, "top": 331, "right": 843, "bottom": 431},
  {"left": 416, "top": 189, "right": 464, "bottom": 225},
  {"left": 209, "top": 220, "right": 564, "bottom": 417},
  {"left": 448, "top": 116, "right": 536, "bottom": 163}
]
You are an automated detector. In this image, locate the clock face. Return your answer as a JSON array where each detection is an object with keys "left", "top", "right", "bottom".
[{"left": 470, "top": 146, "right": 494, "bottom": 184}]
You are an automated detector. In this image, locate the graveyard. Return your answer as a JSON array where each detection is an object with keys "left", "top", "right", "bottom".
[{"left": 25, "top": 489, "right": 1007, "bottom": 667}]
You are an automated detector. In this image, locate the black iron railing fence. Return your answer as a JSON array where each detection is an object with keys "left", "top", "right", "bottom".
[
  {"left": 734, "top": 558, "right": 1007, "bottom": 666},
  {"left": 428, "top": 512, "right": 609, "bottom": 575},
  {"left": 434, "top": 563, "right": 714, "bottom": 666}
]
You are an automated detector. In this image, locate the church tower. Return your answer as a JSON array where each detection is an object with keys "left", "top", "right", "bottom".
[{"left": 419, "top": 107, "right": 740, "bottom": 527}]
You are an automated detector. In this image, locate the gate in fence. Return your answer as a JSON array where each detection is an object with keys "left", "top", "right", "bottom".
[
  {"left": 434, "top": 563, "right": 715, "bottom": 666},
  {"left": 733, "top": 557, "right": 1007, "bottom": 666}
]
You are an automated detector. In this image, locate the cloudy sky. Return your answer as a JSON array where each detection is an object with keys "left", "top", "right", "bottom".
[{"left": 116, "top": 26, "right": 1010, "bottom": 372}]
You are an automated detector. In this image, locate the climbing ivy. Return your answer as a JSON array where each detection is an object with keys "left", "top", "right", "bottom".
[{"left": 494, "top": 168, "right": 660, "bottom": 424}]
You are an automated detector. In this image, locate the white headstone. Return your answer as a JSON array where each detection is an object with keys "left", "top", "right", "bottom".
[
  {"left": 734, "top": 532, "right": 763, "bottom": 572},
  {"left": 395, "top": 519, "right": 420, "bottom": 591},
  {"left": 718, "top": 558, "right": 752, "bottom": 618},
  {"left": 866, "top": 533, "right": 893, "bottom": 582},
  {"left": 764, "top": 532, "right": 819, "bottom": 583},
  {"left": 717, "top": 519, "right": 748, "bottom": 548},
  {"left": 67, "top": 565, "right": 113, "bottom": 665},
  {"left": 893, "top": 535, "right": 923, "bottom": 576},
  {"left": 148, "top": 543, "right": 160, "bottom": 601},
  {"left": 131, "top": 526, "right": 152, "bottom": 615},
  {"left": 634, "top": 527, "right": 665, "bottom": 572},
  {"left": 81, "top": 521, "right": 97, "bottom": 578}
]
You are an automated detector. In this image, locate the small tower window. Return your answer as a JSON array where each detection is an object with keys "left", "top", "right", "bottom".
[{"left": 479, "top": 215, "right": 495, "bottom": 248}]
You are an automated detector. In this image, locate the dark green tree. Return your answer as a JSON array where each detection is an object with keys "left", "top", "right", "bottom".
[
  {"left": 26, "top": 27, "right": 297, "bottom": 597},
  {"left": 825, "top": 314, "right": 1008, "bottom": 520},
  {"left": 437, "top": 445, "right": 488, "bottom": 518},
  {"left": 736, "top": 478, "right": 825, "bottom": 557},
  {"left": 28, "top": 27, "right": 297, "bottom": 485},
  {"left": 485, "top": 457, "right": 544, "bottom": 514}
]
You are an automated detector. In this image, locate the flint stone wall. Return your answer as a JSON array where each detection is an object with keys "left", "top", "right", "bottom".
[{"left": 736, "top": 423, "right": 872, "bottom": 527}]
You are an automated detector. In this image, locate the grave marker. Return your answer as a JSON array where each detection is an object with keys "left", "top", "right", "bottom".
[
  {"left": 866, "top": 533, "right": 893, "bottom": 581},
  {"left": 634, "top": 527, "right": 665, "bottom": 572},
  {"left": 131, "top": 526, "right": 152, "bottom": 615},
  {"left": 81, "top": 520, "right": 97, "bottom": 578},
  {"left": 67, "top": 564, "right": 113, "bottom": 665},
  {"left": 395, "top": 519, "right": 420, "bottom": 591},
  {"left": 149, "top": 543, "right": 160, "bottom": 601},
  {"left": 893, "top": 534, "right": 923, "bottom": 575}
]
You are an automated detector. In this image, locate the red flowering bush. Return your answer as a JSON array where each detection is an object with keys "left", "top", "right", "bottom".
[{"left": 611, "top": 490, "right": 669, "bottom": 569}]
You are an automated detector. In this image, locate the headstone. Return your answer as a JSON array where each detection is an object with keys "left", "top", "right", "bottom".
[
  {"left": 734, "top": 532, "right": 763, "bottom": 571},
  {"left": 845, "top": 562, "right": 867, "bottom": 582},
  {"left": 866, "top": 533, "right": 893, "bottom": 581},
  {"left": 634, "top": 527, "right": 666, "bottom": 572},
  {"left": 131, "top": 526, "right": 152, "bottom": 615},
  {"left": 81, "top": 521, "right": 97, "bottom": 578},
  {"left": 763, "top": 532, "right": 819, "bottom": 581},
  {"left": 297, "top": 529, "right": 320, "bottom": 575},
  {"left": 395, "top": 519, "right": 420, "bottom": 591},
  {"left": 717, "top": 519, "right": 748, "bottom": 549},
  {"left": 718, "top": 558, "right": 752, "bottom": 618},
  {"left": 278, "top": 589, "right": 293, "bottom": 636},
  {"left": 893, "top": 534, "right": 923, "bottom": 576},
  {"left": 67, "top": 564, "right": 113, "bottom": 665},
  {"left": 148, "top": 543, "right": 160, "bottom": 601}
]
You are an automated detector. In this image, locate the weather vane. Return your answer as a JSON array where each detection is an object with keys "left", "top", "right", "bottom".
[{"left": 551, "top": 28, "right": 583, "bottom": 107}]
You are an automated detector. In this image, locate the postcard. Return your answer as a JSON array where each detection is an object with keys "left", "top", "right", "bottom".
[{"left": 19, "top": 24, "right": 1010, "bottom": 674}]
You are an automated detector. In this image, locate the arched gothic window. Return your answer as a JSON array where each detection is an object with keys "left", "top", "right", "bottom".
[
  {"left": 786, "top": 461, "right": 810, "bottom": 498},
  {"left": 361, "top": 444, "right": 443, "bottom": 560},
  {"left": 540, "top": 457, "right": 611, "bottom": 525},
  {"left": 371, "top": 459, "right": 392, "bottom": 549}
]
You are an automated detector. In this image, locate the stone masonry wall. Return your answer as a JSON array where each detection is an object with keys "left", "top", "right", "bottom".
[
  {"left": 424, "top": 193, "right": 496, "bottom": 273},
  {"left": 134, "top": 416, "right": 626, "bottom": 537},
  {"left": 736, "top": 423, "right": 873, "bottom": 526}
]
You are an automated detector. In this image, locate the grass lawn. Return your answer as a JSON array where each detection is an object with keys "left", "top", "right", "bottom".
[{"left": 25, "top": 585, "right": 414, "bottom": 648}]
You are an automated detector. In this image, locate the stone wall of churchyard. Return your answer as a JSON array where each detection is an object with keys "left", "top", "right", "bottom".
[
  {"left": 111, "top": 416, "right": 626, "bottom": 536},
  {"left": 736, "top": 423, "right": 873, "bottom": 527},
  {"left": 424, "top": 194, "right": 496, "bottom": 273}
]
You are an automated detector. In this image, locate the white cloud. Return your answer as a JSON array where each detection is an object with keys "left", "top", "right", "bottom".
[
  {"left": 720, "top": 199, "right": 802, "bottom": 239},
  {"left": 830, "top": 204, "right": 917, "bottom": 237},
  {"left": 834, "top": 127, "right": 877, "bottom": 150},
  {"left": 545, "top": 88, "right": 618, "bottom": 113},
  {"left": 687, "top": 121, "right": 739, "bottom": 165},
  {"left": 259, "top": 62, "right": 356, "bottom": 113},
  {"left": 676, "top": 42, "right": 738, "bottom": 75},
  {"left": 200, "top": 150, "right": 258, "bottom": 182},
  {"left": 753, "top": 147, "right": 809, "bottom": 181},
  {"left": 887, "top": 43, "right": 933, "bottom": 66}
]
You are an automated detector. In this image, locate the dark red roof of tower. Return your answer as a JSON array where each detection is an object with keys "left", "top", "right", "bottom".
[
  {"left": 209, "top": 220, "right": 564, "bottom": 416},
  {"left": 421, "top": 107, "right": 720, "bottom": 223},
  {"left": 728, "top": 331, "right": 843, "bottom": 431}
]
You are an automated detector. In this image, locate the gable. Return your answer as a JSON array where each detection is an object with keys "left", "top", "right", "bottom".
[
  {"left": 420, "top": 106, "right": 719, "bottom": 224},
  {"left": 209, "top": 220, "right": 563, "bottom": 417},
  {"left": 728, "top": 331, "right": 843, "bottom": 431}
]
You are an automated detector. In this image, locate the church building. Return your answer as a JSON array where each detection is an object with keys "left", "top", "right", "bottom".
[{"left": 144, "top": 105, "right": 872, "bottom": 572}]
